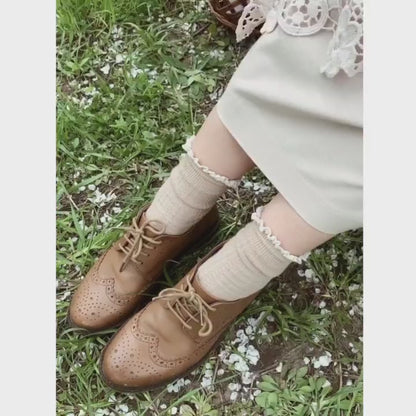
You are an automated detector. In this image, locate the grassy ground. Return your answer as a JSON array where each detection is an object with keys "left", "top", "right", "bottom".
[{"left": 56, "top": 1, "right": 363, "bottom": 415}]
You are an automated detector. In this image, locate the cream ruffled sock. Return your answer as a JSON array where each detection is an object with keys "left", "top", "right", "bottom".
[
  {"left": 197, "top": 209, "right": 308, "bottom": 301},
  {"left": 146, "top": 137, "right": 240, "bottom": 235}
]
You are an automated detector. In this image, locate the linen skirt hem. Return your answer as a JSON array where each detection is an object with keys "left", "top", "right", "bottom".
[{"left": 217, "top": 97, "right": 360, "bottom": 234}]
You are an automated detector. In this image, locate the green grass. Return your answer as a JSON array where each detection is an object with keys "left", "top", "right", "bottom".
[{"left": 56, "top": 1, "right": 363, "bottom": 415}]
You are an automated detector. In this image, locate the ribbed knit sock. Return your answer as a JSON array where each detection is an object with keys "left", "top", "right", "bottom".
[
  {"left": 197, "top": 210, "right": 308, "bottom": 301},
  {"left": 146, "top": 145, "right": 239, "bottom": 235}
]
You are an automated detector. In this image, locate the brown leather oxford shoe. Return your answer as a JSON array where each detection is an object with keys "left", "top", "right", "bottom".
[
  {"left": 99, "top": 243, "right": 260, "bottom": 392},
  {"left": 68, "top": 205, "right": 219, "bottom": 332}
]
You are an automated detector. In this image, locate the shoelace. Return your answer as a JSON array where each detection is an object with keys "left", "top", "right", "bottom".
[
  {"left": 152, "top": 273, "right": 216, "bottom": 337},
  {"left": 118, "top": 216, "right": 165, "bottom": 272}
]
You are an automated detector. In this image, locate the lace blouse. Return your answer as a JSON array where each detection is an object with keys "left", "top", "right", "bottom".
[{"left": 235, "top": 0, "right": 363, "bottom": 78}]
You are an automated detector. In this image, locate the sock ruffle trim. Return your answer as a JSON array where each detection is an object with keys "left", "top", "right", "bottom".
[
  {"left": 252, "top": 206, "right": 311, "bottom": 264},
  {"left": 182, "top": 136, "right": 241, "bottom": 190}
]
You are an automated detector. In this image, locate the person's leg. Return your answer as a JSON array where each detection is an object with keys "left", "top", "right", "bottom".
[
  {"left": 146, "top": 105, "right": 255, "bottom": 235},
  {"left": 197, "top": 193, "right": 334, "bottom": 301},
  {"left": 192, "top": 106, "right": 256, "bottom": 179},
  {"left": 68, "top": 105, "right": 255, "bottom": 331},
  {"left": 260, "top": 193, "right": 334, "bottom": 256}
]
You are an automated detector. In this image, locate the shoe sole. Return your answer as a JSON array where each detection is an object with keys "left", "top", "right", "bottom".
[{"left": 65, "top": 219, "right": 220, "bottom": 335}]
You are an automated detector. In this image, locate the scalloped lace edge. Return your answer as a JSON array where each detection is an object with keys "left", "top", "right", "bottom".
[
  {"left": 182, "top": 136, "right": 241, "bottom": 190},
  {"left": 235, "top": 0, "right": 363, "bottom": 79},
  {"left": 252, "top": 206, "right": 311, "bottom": 264}
]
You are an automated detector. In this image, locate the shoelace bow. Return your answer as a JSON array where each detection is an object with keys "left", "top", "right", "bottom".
[
  {"left": 152, "top": 274, "right": 216, "bottom": 337},
  {"left": 118, "top": 216, "right": 165, "bottom": 272}
]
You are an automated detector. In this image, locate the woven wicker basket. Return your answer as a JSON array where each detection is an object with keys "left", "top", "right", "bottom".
[{"left": 208, "top": 0, "right": 250, "bottom": 31}]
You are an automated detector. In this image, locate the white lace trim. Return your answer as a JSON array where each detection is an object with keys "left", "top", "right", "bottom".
[
  {"left": 252, "top": 206, "right": 310, "bottom": 264},
  {"left": 235, "top": 0, "right": 363, "bottom": 78},
  {"left": 182, "top": 136, "right": 241, "bottom": 189}
]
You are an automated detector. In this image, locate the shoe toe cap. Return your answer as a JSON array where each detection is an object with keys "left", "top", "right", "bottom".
[
  {"left": 100, "top": 318, "right": 168, "bottom": 391},
  {"left": 69, "top": 279, "right": 124, "bottom": 331}
]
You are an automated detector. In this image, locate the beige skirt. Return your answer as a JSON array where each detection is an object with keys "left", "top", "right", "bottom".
[{"left": 216, "top": 27, "right": 363, "bottom": 234}]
